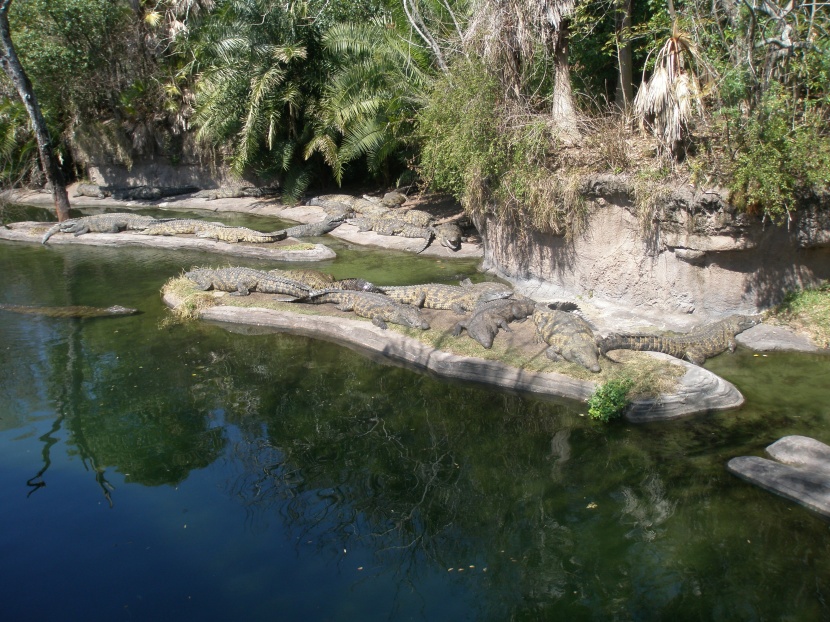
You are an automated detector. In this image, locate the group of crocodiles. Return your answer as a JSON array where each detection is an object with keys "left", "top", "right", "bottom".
[
  {"left": 309, "top": 192, "right": 464, "bottom": 253},
  {"left": 181, "top": 266, "right": 761, "bottom": 370},
  {"left": 40, "top": 190, "right": 464, "bottom": 253},
  {"left": 39, "top": 212, "right": 291, "bottom": 244}
]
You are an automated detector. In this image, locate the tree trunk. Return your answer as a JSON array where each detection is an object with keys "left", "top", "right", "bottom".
[
  {"left": 0, "top": 0, "right": 70, "bottom": 221},
  {"left": 615, "top": 0, "right": 633, "bottom": 110},
  {"left": 551, "top": 19, "right": 579, "bottom": 143}
]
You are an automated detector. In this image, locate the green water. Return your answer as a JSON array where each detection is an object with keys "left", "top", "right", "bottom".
[{"left": 0, "top": 208, "right": 829, "bottom": 621}]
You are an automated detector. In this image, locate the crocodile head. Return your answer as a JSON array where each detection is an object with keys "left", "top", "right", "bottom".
[
  {"left": 395, "top": 306, "right": 430, "bottom": 330},
  {"left": 104, "top": 305, "right": 141, "bottom": 316}
]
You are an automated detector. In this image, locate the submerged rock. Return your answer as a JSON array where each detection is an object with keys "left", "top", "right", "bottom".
[{"left": 727, "top": 435, "right": 830, "bottom": 518}]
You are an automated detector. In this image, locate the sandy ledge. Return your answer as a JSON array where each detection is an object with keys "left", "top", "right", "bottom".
[
  {"left": 3, "top": 186, "right": 483, "bottom": 259},
  {"left": 162, "top": 291, "right": 745, "bottom": 422},
  {"left": 0, "top": 221, "right": 335, "bottom": 262}
]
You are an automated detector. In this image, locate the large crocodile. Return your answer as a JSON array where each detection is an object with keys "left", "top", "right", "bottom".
[
  {"left": 299, "top": 289, "right": 430, "bottom": 330},
  {"left": 140, "top": 219, "right": 228, "bottom": 236},
  {"left": 192, "top": 187, "right": 279, "bottom": 200},
  {"left": 348, "top": 216, "right": 435, "bottom": 253},
  {"left": 283, "top": 216, "right": 344, "bottom": 238},
  {"left": 41, "top": 213, "right": 161, "bottom": 243},
  {"left": 379, "top": 282, "right": 514, "bottom": 314},
  {"left": 194, "top": 224, "right": 287, "bottom": 243},
  {"left": 599, "top": 314, "right": 761, "bottom": 365},
  {"left": 533, "top": 305, "right": 602, "bottom": 373},
  {"left": 185, "top": 267, "right": 311, "bottom": 297},
  {"left": 452, "top": 296, "right": 538, "bottom": 349},
  {"left": 0, "top": 303, "right": 140, "bottom": 318},
  {"left": 268, "top": 269, "right": 381, "bottom": 293}
]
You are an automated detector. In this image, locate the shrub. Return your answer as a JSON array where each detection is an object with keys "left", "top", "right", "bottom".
[{"left": 587, "top": 377, "right": 634, "bottom": 423}]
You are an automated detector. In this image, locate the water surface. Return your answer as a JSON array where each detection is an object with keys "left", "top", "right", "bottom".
[{"left": 0, "top": 210, "right": 829, "bottom": 621}]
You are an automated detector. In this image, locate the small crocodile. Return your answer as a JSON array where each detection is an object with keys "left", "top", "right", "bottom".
[
  {"left": 0, "top": 303, "right": 140, "bottom": 318},
  {"left": 379, "top": 282, "right": 513, "bottom": 314},
  {"left": 599, "top": 314, "right": 761, "bottom": 365},
  {"left": 41, "top": 213, "right": 160, "bottom": 243},
  {"left": 533, "top": 305, "right": 602, "bottom": 373},
  {"left": 348, "top": 217, "right": 435, "bottom": 253},
  {"left": 185, "top": 267, "right": 311, "bottom": 297},
  {"left": 194, "top": 224, "right": 286, "bottom": 243},
  {"left": 283, "top": 216, "right": 344, "bottom": 238},
  {"left": 434, "top": 222, "right": 463, "bottom": 251},
  {"left": 300, "top": 289, "right": 429, "bottom": 330},
  {"left": 381, "top": 191, "right": 407, "bottom": 207},
  {"left": 452, "top": 296, "right": 537, "bottom": 349},
  {"left": 140, "top": 219, "right": 227, "bottom": 236}
]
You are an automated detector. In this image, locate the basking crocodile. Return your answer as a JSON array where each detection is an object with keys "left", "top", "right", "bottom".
[
  {"left": 434, "top": 222, "right": 463, "bottom": 251},
  {"left": 599, "top": 314, "right": 761, "bottom": 365},
  {"left": 348, "top": 217, "right": 435, "bottom": 253},
  {"left": 41, "top": 213, "right": 161, "bottom": 243},
  {"left": 351, "top": 198, "right": 391, "bottom": 217},
  {"left": 0, "top": 303, "right": 140, "bottom": 318},
  {"left": 140, "top": 219, "right": 227, "bottom": 236},
  {"left": 268, "top": 269, "right": 381, "bottom": 293},
  {"left": 192, "top": 187, "right": 279, "bottom": 200},
  {"left": 283, "top": 216, "right": 344, "bottom": 238},
  {"left": 533, "top": 305, "right": 602, "bottom": 373},
  {"left": 379, "top": 282, "right": 513, "bottom": 314},
  {"left": 194, "top": 224, "right": 287, "bottom": 243},
  {"left": 310, "top": 193, "right": 358, "bottom": 207},
  {"left": 185, "top": 267, "right": 311, "bottom": 297},
  {"left": 381, "top": 191, "right": 407, "bottom": 207},
  {"left": 401, "top": 210, "right": 434, "bottom": 227},
  {"left": 74, "top": 183, "right": 110, "bottom": 199},
  {"left": 452, "top": 296, "right": 537, "bottom": 349},
  {"left": 299, "top": 290, "right": 430, "bottom": 330}
]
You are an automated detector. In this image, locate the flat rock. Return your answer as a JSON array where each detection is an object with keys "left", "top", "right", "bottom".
[
  {"left": 0, "top": 221, "right": 335, "bottom": 262},
  {"left": 727, "top": 435, "right": 830, "bottom": 518},
  {"left": 162, "top": 292, "right": 745, "bottom": 421},
  {"left": 736, "top": 323, "right": 822, "bottom": 352}
]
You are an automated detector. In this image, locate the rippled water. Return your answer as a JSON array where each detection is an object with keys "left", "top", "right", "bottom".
[{"left": 0, "top": 206, "right": 829, "bottom": 621}]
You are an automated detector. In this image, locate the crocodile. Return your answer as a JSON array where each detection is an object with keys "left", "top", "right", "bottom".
[
  {"left": 310, "top": 193, "right": 358, "bottom": 207},
  {"left": 185, "top": 267, "right": 311, "bottom": 297},
  {"left": 434, "top": 222, "right": 463, "bottom": 251},
  {"left": 401, "top": 210, "right": 434, "bottom": 227},
  {"left": 379, "top": 282, "right": 514, "bottom": 314},
  {"left": 452, "top": 296, "right": 538, "bottom": 349},
  {"left": 268, "top": 269, "right": 382, "bottom": 293},
  {"left": 41, "top": 213, "right": 161, "bottom": 243},
  {"left": 299, "top": 289, "right": 429, "bottom": 330},
  {"left": 110, "top": 185, "right": 200, "bottom": 201},
  {"left": 533, "top": 305, "right": 602, "bottom": 373},
  {"left": 381, "top": 191, "right": 407, "bottom": 207},
  {"left": 598, "top": 314, "right": 761, "bottom": 365},
  {"left": 192, "top": 187, "right": 279, "bottom": 200},
  {"left": 348, "top": 216, "right": 435, "bottom": 253},
  {"left": 282, "top": 216, "right": 344, "bottom": 238},
  {"left": 351, "top": 198, "right": 391, "bottom": 217},
  {"left": 74, "top": 183, "right": 110, "bottom": 199},
  {"left": 0, "top": 303, "right": 140, "bottom": 318},
  {"left": 194, "top": 224, "right": 287, "bottom": 243},
  {"left": 140, "top": 219, "right": 228, "bottom": 236}
]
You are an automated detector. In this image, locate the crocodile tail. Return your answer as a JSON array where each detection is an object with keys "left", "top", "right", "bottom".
[
  {"left": 415, "top": 233, "right": 434, "bottom": 254},
  {"left": 41, "top": 223, "right": 62, "bottom": 244},
  {"left": 598, "top": 333, "right": 635, "bottom": 354},
  {"left": 546, "top": 301, "right": 579, "bottom": 312}
]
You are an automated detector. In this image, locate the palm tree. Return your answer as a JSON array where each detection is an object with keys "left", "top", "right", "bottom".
[
  {"left": 307, "top": 15, "right": 435, "bottom": 184},
  {"left": 186, "top": 0, "right": 314, "bottom": 199}
]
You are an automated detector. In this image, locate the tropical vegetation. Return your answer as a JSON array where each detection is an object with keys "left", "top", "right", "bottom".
[{"left": 0, "top": 0, "right": 828, "bottom": 220}]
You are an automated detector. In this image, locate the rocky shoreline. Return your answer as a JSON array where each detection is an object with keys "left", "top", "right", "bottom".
[{"left": 162, "top": 288, "right": 745, "bottom": 422}]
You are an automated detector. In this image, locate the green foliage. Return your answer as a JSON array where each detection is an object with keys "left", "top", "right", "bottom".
[
  {"left": 418, "top": 59, "right": 583, "bottom": 234},
  {"left": 587, "top": 377, "right": 634, "bottom": 423},
  {"left": 725, "top": 87, "right": 830, "bottom": 221},
  {"left": 773, "top": 281, "right": 830, "bottom": 348}
]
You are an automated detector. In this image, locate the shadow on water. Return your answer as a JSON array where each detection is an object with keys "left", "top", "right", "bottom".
[{"left": 1, "top": 227, "right": 830, "bottom": 620}]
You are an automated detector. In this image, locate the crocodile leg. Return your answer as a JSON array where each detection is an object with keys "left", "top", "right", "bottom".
[{"left": 372, "top": 316, "right": 389, "bottom": 329}]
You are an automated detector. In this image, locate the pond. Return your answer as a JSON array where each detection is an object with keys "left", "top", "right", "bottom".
[{"left": 1, "top": 206, "right": 829, "bottom": 621}]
